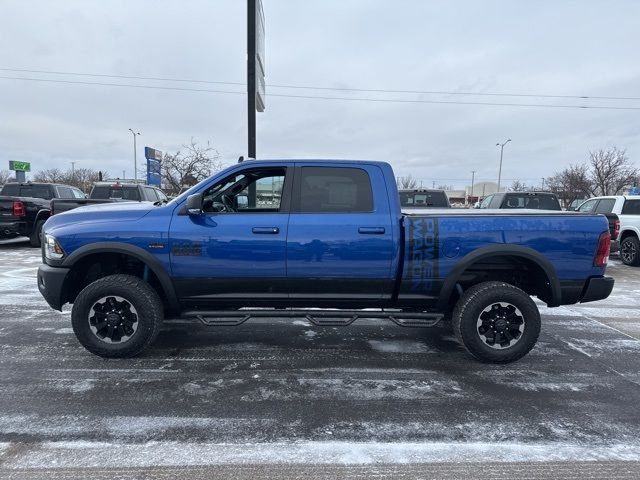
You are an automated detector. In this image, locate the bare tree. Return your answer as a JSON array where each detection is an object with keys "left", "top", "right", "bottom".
[
  {"left": 162, "top": 138, "right": 222, "bottom": 194},
  {"left": 32, "top": 168, "right": 67, "bottom": 184},
  {"left": 32, "top": 167, "right": 107, "bottom": 193},
  {"left": 0, "top": 169, "right": 11, "bottom": 185},
  {"left": 510, "top": 179, "right": 528, "bottom": 192},
  {"left": 397, "top": 174, "right": 418, "bottom": 190},
  {"left": 547, "top": 164, "right": 592, "bottom": 209},
  {"left": 589, "top": 147, "right": 638, "bottom": 196}
]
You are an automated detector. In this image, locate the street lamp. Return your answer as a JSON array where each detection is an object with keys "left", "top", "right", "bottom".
[
  {"left": 470, "top": 170, "right": 476, "bottom": 206},
  {"left": 128, "top": 128, "right": 141, "bottom": 182},
  {"left": 496, "top": 138, "right": 511, "bottom": 192}
]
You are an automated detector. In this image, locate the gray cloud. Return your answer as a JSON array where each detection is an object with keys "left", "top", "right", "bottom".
[{"left": 1, "top": 0, "right": 639, "bottom": 187}]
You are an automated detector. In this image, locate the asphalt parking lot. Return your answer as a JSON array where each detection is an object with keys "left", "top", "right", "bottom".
[{"left": 1, "top": 238, "right": 640, "bottom": 479}]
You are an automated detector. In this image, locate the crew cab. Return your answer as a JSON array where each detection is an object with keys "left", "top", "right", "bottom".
[
  {"left": 50, "top": 182, "right": 169, "bottom": 215},
  {"left": 37, "top": 160, "right": 614, "bottom": 363},
  {"left": 0, "top": 182, "right": 85, "bottom": 246},
  {"left": 576, "top": 196, "right": 640, "bottom": 266}
]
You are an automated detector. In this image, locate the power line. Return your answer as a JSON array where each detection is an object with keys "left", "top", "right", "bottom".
[
  {"left": 1, "top": 67, "right": 639, "bottom": 101},
  {"left": 2, "top": 75, "right": 640, "bottom": 111}
]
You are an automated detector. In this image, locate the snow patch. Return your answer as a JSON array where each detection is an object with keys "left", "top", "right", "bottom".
[
  {"left": 53, "top": 327, "right": 74, "bottom": 335},
  {"left": 368, "top": 339, "right": 430, "bottom": 354},
  {"left": 5, "top": 441, "right": 640, "bottom": 468}
]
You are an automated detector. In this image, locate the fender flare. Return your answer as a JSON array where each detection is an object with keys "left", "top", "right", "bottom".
[
  {"left": 61, "top": 242, "right": 180, "bottom": 312},
  {"left": 34, "top": 208, "right": 51, "bottom": 224},
  {"left": 619, "top": 227, "right": 640, "bottom": 240},
  {"left": 437, "top": 244, "right": 561, "bottom": 309}
]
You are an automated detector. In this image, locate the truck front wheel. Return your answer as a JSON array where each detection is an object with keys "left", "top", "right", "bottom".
[
  {"left": 71, "top": 274, "right": 163, "bottom": 358},
  {"left": 452, "top": 281, "right": 540, "bottom": 363}
]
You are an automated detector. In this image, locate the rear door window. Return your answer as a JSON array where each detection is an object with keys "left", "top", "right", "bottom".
[
  {"left": 19, "top": 185, "right": 52, "bottom": 199},
  {"left": 594, "top": 199, "right": 616, "bottom": 214},
  {"left": 622, "top": 199, "right": 640, "bottom": 215},
  {"left": 295, "top": 167, "right": 373, "bottom": 213},
  {"left": 1, "top": 184, "right": 18, "bottom": 196}
]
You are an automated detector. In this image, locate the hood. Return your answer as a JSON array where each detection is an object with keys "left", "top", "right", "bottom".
[{"left": 46, "top": 201, "right": 155, "bottom": 231}]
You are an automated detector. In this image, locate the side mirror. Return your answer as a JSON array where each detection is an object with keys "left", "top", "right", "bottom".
[{"left": 186, "top": 193, "right": 204, "bottom": 215}]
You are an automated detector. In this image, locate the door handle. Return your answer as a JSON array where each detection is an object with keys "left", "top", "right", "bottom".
[
  {"left": 358, "top": 227, "right": 385, "bottom": 234},
  {"left": 252, "top": 227, "right": 280, "bottom": 234}
]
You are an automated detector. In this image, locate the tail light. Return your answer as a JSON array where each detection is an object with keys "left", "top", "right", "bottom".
[
  {"left": 13, "top": 201, "right": 26, "bottom": 217},
  {"left": 613, "top": 218, "right": 620, "bottom": 240},
  {"left": 594, "top": 231, "right": 611, "bottom": 267}
]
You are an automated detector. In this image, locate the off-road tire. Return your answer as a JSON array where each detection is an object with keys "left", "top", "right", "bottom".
[
  {"left": 71, "top": 274, "right": 163, "bottom": 358},
  {"left": 620, "top": 236, "right": 640, "bottom": 266},
  {"left": 452, "top": 281, "right": 540, "bottom": 363},
  {"left": 29, "top": 220, "right": 45, "bottom": 247}
]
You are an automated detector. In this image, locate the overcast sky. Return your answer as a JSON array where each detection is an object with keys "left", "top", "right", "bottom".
[{"left": 1, "top": 0, "right": 639, "bottom": 188}]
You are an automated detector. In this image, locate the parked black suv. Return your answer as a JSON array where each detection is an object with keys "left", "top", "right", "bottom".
[
  {"left": 399, "top": 189, "right": 451, "bottom": 208},
  {"left": 0, "top": 182, "right": 85, "bottom": 246},
  {"left": 478, "top": 192, "right": 562, "bottom": 210}
]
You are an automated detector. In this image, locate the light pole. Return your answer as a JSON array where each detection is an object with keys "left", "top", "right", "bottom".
[
  {"left": 128, "top": 128, "right": 141, "bottom": 182},
  {"left": 71, "top": 162, "right": 75, "bottom": 178},
  {"left": 470, "top": 170, "right": 476, "bottom": 206},
  {"left": 496, "top": 138, "right": 511, "bottom": 192}
]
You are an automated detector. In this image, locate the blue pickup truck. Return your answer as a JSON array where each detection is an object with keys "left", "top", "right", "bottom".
[{"left": 37, "top": 160, "right": 613, "bottom": 363}]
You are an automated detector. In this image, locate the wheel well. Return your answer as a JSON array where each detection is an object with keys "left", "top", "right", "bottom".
[
  {"left": 620, "top": 230, "right": 638, "bottom": 242},
  {"left": 445, "top": 255, "right": 552, "bottom": 309},
  {"left": 64, "top": 253, "right": 166, "bottom": 308}
]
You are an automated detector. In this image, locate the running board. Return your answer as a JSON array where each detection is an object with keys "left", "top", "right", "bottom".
[{"left": 180, "top": 309, "right": 443, "bottom": 328}]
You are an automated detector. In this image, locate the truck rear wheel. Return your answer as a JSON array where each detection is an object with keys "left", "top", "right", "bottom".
[
  {"left": 71, "top": 274, "right": 163, "bottom": 358},
  {"left": 620, "top": 236, "right": 640, "bottom": 266},
  {"left": 452, "top": 281, "right": 540, "bottom": 363}
]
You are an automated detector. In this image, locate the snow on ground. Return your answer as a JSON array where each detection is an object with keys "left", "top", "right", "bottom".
[
  {"left": 6, "top": 441, "right": 640, "bottom": 469},
  {"left": 1, "top": 242, "right": 640, "bottom": 473}
]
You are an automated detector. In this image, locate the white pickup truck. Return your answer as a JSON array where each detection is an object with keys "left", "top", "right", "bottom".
[{"left": 577, "top": 196, "right": 640, "bottom": 266}]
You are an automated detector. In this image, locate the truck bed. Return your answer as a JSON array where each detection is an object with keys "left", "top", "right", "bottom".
[{"left": 399, "top": 208, "right": 609, "bottom": 308}]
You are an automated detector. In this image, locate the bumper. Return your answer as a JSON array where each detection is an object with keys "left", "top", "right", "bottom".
[
  {"left": 580, "top": 276, "right": 614, "bottom": 303},
  {"left": 0, "top": 221, "right": 27, "bottom": 238},
  {"left": 37, "top": 264, "right": 70, "bottom": 311}
]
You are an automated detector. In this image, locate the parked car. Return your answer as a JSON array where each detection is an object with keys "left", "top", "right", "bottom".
[
  {"left": 477, "top": 192, "right": 562, "bottom": 210},
  {"left": 576, "top": 196, "right": 640, "bottom": 266},
  {"left": 50, "top": 182, "right": 169, "bottom": 215},
  {"left": 0, "top": 182, "right": 85, "bottom": 246},
  {"left": 399, "top": 189, "right": 451, "bottom": 208},
  {"left": 38, "top": 160, "right": 613, "bottom": 363}
]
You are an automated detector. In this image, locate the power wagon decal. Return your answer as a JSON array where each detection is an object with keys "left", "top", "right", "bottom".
[{"left": 406, "top": 217, "right": 439, "bottom": 292}]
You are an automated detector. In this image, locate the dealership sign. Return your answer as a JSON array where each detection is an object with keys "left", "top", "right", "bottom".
[{"left": 9, "top": 160, "right": 31, "bottom": 172}]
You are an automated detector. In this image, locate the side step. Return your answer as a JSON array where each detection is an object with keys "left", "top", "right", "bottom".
[{"left": 180, "top": 309, "right": 444, "bottom": 328}]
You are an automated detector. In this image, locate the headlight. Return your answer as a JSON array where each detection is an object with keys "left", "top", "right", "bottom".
[{"left": 44, "top": 234, "right": 65, "bottom": 260}]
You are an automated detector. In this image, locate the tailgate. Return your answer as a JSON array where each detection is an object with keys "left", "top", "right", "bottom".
[{"left": 0, "top": 198, "right": 17, "bottom": 220}]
